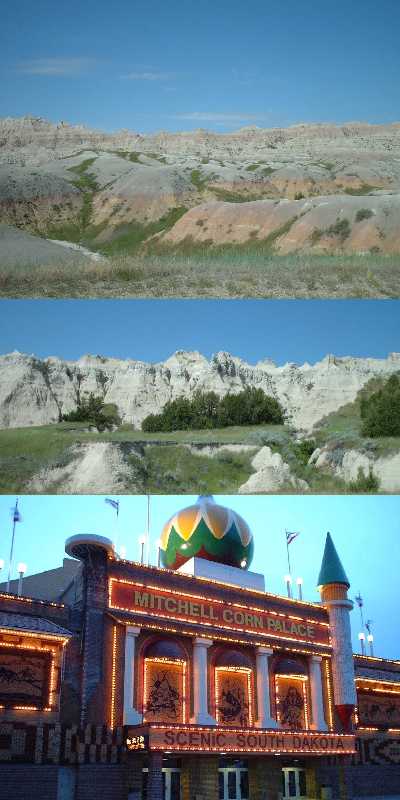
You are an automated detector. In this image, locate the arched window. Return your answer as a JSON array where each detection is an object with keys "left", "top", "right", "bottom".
[
  {"left": 214, "top": 649, "right": 254, "bottom": 728},
  {"left": 274, "top": 657, "right": 309, "bottom": 730},
  {"left": 143, "top": 639, "right": 187, "bottom": 724}
]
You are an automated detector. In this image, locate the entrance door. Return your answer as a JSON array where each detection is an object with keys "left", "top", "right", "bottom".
[
  {"left": 282, "top": 768, "right": 307, "bottom": 799},
  {"left": 218, "top": 767, "right": 249, "bottom": 800},
  {"left": 142, "top": 767, "right": 181, "bottom": 800}
]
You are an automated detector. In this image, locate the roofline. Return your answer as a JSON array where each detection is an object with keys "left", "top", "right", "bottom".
[{"left": 109, "top": 557, "right": 325, "bottom": 612}]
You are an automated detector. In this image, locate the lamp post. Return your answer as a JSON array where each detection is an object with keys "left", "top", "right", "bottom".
[
  {"left": 17, "top": 562, "right": 26, "bottom": 597},
  {"left": 156, "top": 539, "right": 162, "bottom": 568},
  {"left": 296, "top": 577, "right": 303, "bottom": 600},
  {"left": 367, "top": 633, "right": 374, "bottom": 657},
  {"left": 139, "top": 535, "right": 147, "bottom": 565},
  {"left": 358, "top": 632, "right": 366, "bottom": 656},
  {"left": 284, "top": 574, "right": 292, "bottom": 598},
  {"left": 119, "top": 545, "right": 127, "bottom": 560}
]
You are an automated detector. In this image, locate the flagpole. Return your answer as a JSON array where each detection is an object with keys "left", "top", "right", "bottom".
[
  {"left": 146, "top": 495, "right": 150, "bottom": 566},
  {"left": 285, "top": 530, "right": 292, "bottom": 577},
  {"left": 7, "top": 499, "right": 18, "bottom": 592}
]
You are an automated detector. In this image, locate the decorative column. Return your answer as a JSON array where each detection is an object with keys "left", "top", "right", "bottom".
[
  {"left": 309, "top": 655, "right": 328, "bottom": 731},
  {"left": 255, "top": 646, "right": 277, "bottom": 728},
  {"left": 147, "top": 751, "right": 164, "bottom": 800},
  {"left": 123, "top": 625, "right": 142, "bottom": 725},
  {"left": 191, "top": 637, "right": 216, "bottom": 725}
]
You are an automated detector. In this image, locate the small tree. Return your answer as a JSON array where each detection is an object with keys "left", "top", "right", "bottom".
[{"left": 62, "top": 393, "right": 121, "bottom": 431}]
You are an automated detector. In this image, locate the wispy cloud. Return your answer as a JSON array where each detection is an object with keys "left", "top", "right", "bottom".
[
  {"left": 16, "top": 58, "right": 97, "bottom": 76},
  {"left": 121, "top": 71, "right": 175, "bottom": 81},
  {"left": 172, "top": 112, "right": 271, "bottom": 123}
]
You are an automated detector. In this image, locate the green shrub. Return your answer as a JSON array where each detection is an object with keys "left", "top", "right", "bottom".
[
  {"left": 142, "top": 388, "right": 284, "bottom": 432},
  {"left": 326, "top": 218, "right": 351, "bottom": 241},
  {"left": 360, "top": 374, "right": 400, "bottom": 437},
  {"left": 294, "top": 192, "right": 305, "bottom": 200},
  {"left": 293, "top": 439, "right": 316, "bottom": 465},
  {"left": 62, "top": 393, "right": 121, "bottom": 431},
  {"left": 348, "top": 467, "right": 380, "bottom": 493},
  {"left": 355, "top": 208, "right": 374, "bottom": 223}
]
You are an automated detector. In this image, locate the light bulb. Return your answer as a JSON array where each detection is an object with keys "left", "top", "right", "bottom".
[{"left": 17, "top": 562, "right": 27, "bottom": 574}]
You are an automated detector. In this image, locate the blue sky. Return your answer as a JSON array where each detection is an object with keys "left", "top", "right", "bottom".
[
  {"left": 1, "top": 0, "right": 399, "bottom": 131},
  {"left": 0, "top": 494, "right": 398, "bottom": 658},
  {"left": 0, "top": 300, "right": 399, "bottom": 363}
]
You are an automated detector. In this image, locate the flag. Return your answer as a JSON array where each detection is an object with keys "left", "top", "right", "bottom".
[
  {"left": 11, "top": 505, "right": 21, "bottom": 523},
  {"left": 355, "top": 593, "right": 363, "bottom": 608},
  {"left": 105, "top": 498, "right": 119, "bottom": 516},
  {"left": 286, "top": 531, "right": 299, "bottom": 545}
]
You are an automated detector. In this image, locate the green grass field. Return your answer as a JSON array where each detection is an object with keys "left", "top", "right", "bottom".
[{"left": 1, "top": 250, "right": 399, "bottom": 298}]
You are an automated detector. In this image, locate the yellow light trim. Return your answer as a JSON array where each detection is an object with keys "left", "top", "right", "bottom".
[
  {"left": 0, "top": 592, "right": 65, "bottom": 608},
  {"left": 275, "top": 674, "right": 309, "bottom": 730},
  {"left": 0, "top": 639, "right": 58, "bottom": 713},
  {"left": 0, "top": 627, "right": 68, "bottom": 644},
  {"left": 109, "top": 581, "right": 330, "bottom": 649},
  {"left": 110, "top": 625, "right": 117, "bottom": 728},
  {"left": 114, "top": 617, "right": 329, "bottom": 658},
  {"left": 110, "top": 577, "right": 329, "bottom": 626},
  {"left": 145, "top": 723, "right": 356, "bottom": 754},
  {"left": 215, "top": 666, "right": 253, "bottom": 727},
  {"left": 354, "top": 654, "right": 400, "bottom": 665},
  {"left": 107, "top": 565, "right": 326, "bottom": 609},
  {"left": 356, "top": 677, "right": 400, "bottom": 690},
  {"left": 323, "top": 659, "right": 334, "bottom": 731},
  {"left": 143, "top": 657, "right": 187, "bottom": 723}
]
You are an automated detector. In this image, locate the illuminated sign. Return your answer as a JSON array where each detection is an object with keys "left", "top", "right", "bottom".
[
  {"left": 126, "top": 725, "right": 355, "bottom": 755},
  {"left": 126, "top": 734, "right": 149, "bottom": 751},
  {"left": 109, "top": 579, "right": 330, "bottom": 646}
]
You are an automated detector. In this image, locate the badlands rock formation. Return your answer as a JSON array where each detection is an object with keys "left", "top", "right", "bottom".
[
  {"left": 311, "top": 447, "right": 400, "bottom": 493},
  {"left": 1, "top": 350, "right": 399, "bottom": 432},
  {"left": 1, "top": 116, "right": 400, "bottom": 255}
]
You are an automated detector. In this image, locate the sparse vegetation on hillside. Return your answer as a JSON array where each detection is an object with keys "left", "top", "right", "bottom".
[
  {"left": 360, "top": 374, "right": 400, "bottom": 437},
  {"left": 142, "top": 388, "right": 284, "bottom": 432},
  {"left": 348, "top": 467, "right": 380, "bottom": 492},
  {"left": 356, "top": 208, "right": 374, "bottom": 222}
]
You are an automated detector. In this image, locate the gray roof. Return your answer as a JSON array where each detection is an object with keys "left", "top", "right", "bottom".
[{"left": 0, "top": 611, "right": 72, "bottom": 638}]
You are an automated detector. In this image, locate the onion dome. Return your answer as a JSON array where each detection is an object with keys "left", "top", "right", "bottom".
[{"left": 160, "top": 495, "right": 254, "bottom": 570}]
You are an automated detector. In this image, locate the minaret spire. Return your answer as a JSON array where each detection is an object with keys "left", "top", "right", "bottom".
[{"left": 318, "top": 532, "right": 356, "bottom": 732}]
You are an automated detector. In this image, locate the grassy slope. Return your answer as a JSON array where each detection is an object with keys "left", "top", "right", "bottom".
[
  {"left": 2, "top": 411, "right": 397, "bottom": 493},
  {"left": 1, "top": 251, "right": 399, "bottom": 298},
  {"left": 314, "top": 377, "right": 400, "bottom": 458},
  {"left": 0, "top": 422, "right": 264, "bottom": 493}
]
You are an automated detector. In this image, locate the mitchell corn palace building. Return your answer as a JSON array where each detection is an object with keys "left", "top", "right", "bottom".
[{"left": 0, "top": 496, "right": 399, "bottom": 800}]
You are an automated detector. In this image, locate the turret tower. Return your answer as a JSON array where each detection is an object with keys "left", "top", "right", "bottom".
[{"left": 318, "top": 532, "right": 356, "bottom": 731}]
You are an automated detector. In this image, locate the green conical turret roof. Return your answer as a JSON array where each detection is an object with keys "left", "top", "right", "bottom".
[{"left": 317, "top": 532, "right": 350, "bottom": 589}]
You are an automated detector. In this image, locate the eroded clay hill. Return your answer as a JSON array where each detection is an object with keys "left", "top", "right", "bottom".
[
  {"left": 1, "top": 349, "right": 400, "bottom": 432},
  {"left": 1, "top": 116, "right": 400, "bottom": 256}
]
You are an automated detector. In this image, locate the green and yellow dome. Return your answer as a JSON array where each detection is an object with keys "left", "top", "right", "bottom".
[{"left": 160, "top": 496, "right": 254, "bottom": 570}]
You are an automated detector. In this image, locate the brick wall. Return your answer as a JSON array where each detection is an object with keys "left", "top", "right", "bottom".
[
  {"left": 0, "top": 764, "right": 59, "bottom": 800},
  {"left": 248, "top": 757, "right": 282, "bottom": 800},
  {"left": 181, "top": 755, "right": 219, "bottom": 800}
]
